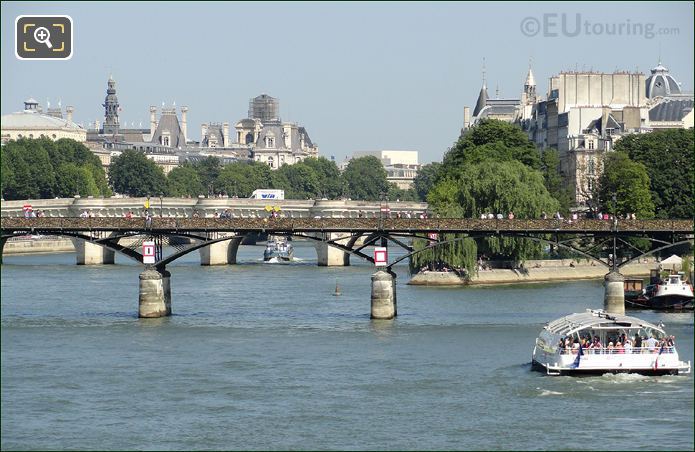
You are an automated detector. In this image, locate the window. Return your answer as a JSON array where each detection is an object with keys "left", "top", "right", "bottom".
[
  {"left": 588, "top": 140, "right": 594, "bottom": 150},
  {"left": 52, "top": 134, "right": 57, "bottom": 138},
  {"left": 588, "top": 158, "right": 595, "bottom": 176},
  {"left": 163, "top": 136, "right": 170, "bottom": 147}
]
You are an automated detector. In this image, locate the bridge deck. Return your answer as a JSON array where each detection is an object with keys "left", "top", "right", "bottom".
[{"left": 1, "top": 217, "right": 692, "bottom": 235}]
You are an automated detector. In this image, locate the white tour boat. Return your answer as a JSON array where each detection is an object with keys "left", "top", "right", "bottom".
[
  {"left": 532, "top": 309, "right": 691, "bottom": 376},
  {"left": 645, "top": 273, "right": 694, "bottom": 310}
]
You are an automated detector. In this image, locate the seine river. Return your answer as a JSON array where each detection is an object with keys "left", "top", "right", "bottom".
[{"left": 2, "top": 243, "right": 693, "bottom": 450}]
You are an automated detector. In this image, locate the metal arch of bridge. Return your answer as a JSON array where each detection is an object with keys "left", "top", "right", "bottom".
[
  {"left": 384, "top": 232, "right": 694, "bottom": 272},
  {"left": 1, "top": 218, "right": 692, "bottom": 269}
]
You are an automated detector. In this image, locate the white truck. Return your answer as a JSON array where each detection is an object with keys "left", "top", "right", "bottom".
[{"left": 250, "top": 189, "right": 285, "bottom": 200}]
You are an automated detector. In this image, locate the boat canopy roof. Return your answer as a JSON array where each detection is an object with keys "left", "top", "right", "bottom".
[{"left": 544, "top": 309, "right": 664, "bottom": 336}]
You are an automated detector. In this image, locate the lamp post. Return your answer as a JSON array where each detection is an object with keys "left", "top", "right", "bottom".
[{"left": 159, "top": 193, "right": 163, "bottom": 218}]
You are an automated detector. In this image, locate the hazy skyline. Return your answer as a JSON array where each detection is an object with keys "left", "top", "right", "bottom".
[{"left": 2, "top": 1, "right": 693, "bottom": 163}]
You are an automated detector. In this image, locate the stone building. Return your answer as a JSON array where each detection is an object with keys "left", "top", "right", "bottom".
[
  {"left": 235, "top": 94, "right": 319, "bottom": 168},
  {"left": 1, "top": 98, "right": 86, "bottom": 143}
]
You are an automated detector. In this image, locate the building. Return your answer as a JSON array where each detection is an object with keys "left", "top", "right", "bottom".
[
  {"left": 644, "top": 62, "right": 694, "bottom": 130},
  {"left": 86, "top": 76, "right": 190, "bottom": 174},
  {"left": 234, "top": 94, "right": 319, "bottom": 169},
  {"left": 517, "top": 69, "right": 650, "bottom": 206},
  {"left": 343, "top": 150, "right": 421, "bottom": 189},
  {"left": 1, "top": 98, "right": 86, "bottom": 143}
]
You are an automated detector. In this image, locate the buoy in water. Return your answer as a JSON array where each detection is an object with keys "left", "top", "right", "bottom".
[{"left": 333, "top": 280, "right": 342, "bottom": 296}]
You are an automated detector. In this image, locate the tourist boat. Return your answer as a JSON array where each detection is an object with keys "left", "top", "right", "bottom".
[
  {"left": 532, "top": 309, "right": 691, "bottom": 376},
  {"left": 263, "top": 237, "right": 294, "bottom": 262}
]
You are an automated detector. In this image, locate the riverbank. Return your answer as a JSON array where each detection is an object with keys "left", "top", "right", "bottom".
[
  {"left": 408, "top": 259, "right": 656, "bottom": 286},
  {"left": 3, "top": 237, "right": 75, "bottom": 255}
]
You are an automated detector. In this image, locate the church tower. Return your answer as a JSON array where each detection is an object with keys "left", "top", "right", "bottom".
[
  {"left": 472, "top": 61, "right": 489, "bottom": 117},
  {"left": 102, "top": 75, "right": 120, "bottom": 135},
  {"left": 522, "top": 61, "right": 536, "bottom": 105}
]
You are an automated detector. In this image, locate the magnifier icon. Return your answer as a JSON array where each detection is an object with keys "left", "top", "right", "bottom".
[{"left": 33, "top": 27, "right": 53, "bottom": 49}]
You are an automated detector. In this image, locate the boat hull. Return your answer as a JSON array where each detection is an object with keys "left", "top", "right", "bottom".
[
  {"left": 531, "top": 360, "right": 683, "bottom": 376},
  {"left": 627, "top": 292, "right": 694, "bottom": 310}
]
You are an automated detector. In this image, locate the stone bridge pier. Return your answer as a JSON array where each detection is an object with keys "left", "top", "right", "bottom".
[
  {"left": 313, "top": 232, "right": 353, "bottom": 266},
  {"left": 371, "top": 270, "right": 397, "bottom": 319},
  {"left": 138, "top": 266, "right": 172, "bottom": 318},
  {"left": 71, "top": 231, "right": 116, "bottom": 265},
  {"left": 604, "top": 271, "right": 625, "bottom": 315},
  {"left": 199, "top": 232, "right": 244, "bottom": 265}
]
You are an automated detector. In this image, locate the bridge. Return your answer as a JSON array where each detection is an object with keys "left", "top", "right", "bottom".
[{"left": 1, "top": 216, "right": 692, "bottom": 320}]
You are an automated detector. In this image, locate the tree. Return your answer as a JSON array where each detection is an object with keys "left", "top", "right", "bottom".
[
  {"left": 421, "top": 160, "right": 560, "bottom": 271},
  {"left": 598, "top": 152, "right": 655, "bottom": 219},
  {"left": 275, "top": 163, "right": 321, "bottom": 199},
  {"left": 387, "top": 183, "right": 418, "bottom": 202},
  {"left": 215, "top": 160, "right": 273, "bottom": 198},
  {"left": 2, "top": 138, "right": 56, "bottom": 199},
  {"left": 413, "top": 162, "right": 441, "bottom": 201},
  {"left": 167, "top": 164, "right": 205, "bottom": 197},
  {"left": 540, "top": 149, "right": 572, "bottom": 213},
  {"left": 342, "top": 156, "right": 389, "bottom": 200},
  {"left": 300, "top": 157, "right": 345, "bottom": 199},
  {"left": 193, "top": 156, "right": 222, "bottom": 194},
  {"left": 614, "top": 129, "right": 693, "bottom": 218},
  {"left": 443, "top": 119, "right": 541, "bottom": 171},
  {"left": 108, "top": 149, "right": 167, "bottom": 197},
  {"left": 54, "top": 163, "right": 100, "bottom": 197},
  {"left": 1, "top": 146, "right": 15, "bottom": 198}
]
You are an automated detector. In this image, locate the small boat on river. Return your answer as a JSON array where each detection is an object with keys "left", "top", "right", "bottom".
[
  {"left": 263, "top": 237, "right": 294, "bottom": 262},
  {"left": 532, "top": 309, "right": 691, "bottom": 376},
  {"left": 625, "top": 273, "right": 694, "bottom": 310}
]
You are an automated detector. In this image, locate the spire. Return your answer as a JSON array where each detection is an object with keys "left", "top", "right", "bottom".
[
  {"left": 525, "top": 57, "right": 536, "bottom": 87},
  {"left": 482, "top": 57, "right": 487, "bottom": 89},
  {"left": 473, "top": 59, "right": 489, "bottom": 117}
]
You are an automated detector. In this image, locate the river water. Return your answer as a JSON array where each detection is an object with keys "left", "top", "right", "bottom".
[{"left": 2, "top": 243, "right": 693, "bottom": 450}]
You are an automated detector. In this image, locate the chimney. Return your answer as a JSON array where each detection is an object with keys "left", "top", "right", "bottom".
[
  {"left": 66, "top": 106, "right": 74, "bottom": 123},
  {"left": 181, "top": 106, "right": 188, "bottom": 142},
  {"left": 201, "top": 124, "right": 208, "bottom": 146},
  {"left": 150, "top": 106, "right": 157, "bottom": 135},
  {"left": 95, "top": 119, "right": 100, "bottom": 131},
  {"left": 463, "top": 106, "right": 471, "bottom": 130},
  {"left": 222, "top": 122, "right": 230, "bottom": 147}
]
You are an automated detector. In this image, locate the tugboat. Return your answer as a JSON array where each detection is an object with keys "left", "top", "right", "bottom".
[{"left": 263, "top": 237, "right": 294, "bottom": 262}]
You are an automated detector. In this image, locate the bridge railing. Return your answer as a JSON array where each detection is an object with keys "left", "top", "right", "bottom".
[{"left": 1, "top": 217, "right": 692, "bottom": 233}]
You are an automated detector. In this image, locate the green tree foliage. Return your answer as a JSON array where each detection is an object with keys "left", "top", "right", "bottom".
[
  {"left": 540, "top": 148, "right": 572, "bottom": 213},
  {"left": 215, "top": 160, "right": 273, "bottom": 198},
  {"left": 1, "top": 138, "right": 111, "bottom": 200},
  {"left": 421, "top": 159, "right": 560, "bottom": 270},
  {"left": 413, "top": 162, "right": 441, "bottom": 201},
  {"left": 613, "top": 129, "right": 694, "bottom": 218},
  {"left": 387, "top": 183, "right": 418, "bottom": 202},
  {"left": 300, "top": 157, "right": 344, "bottom": 199},
  {"left": 274, "top": 163, "right": 322, "bottom": 199},
  {"left": 193, "top": 156, "right": 222, "bottom": 194},
  {"left": 2, "top": 138, "right": 56, "bottom": 199},
  {"left": 108, "top": 149, "right": 167, "bottom": 197},
  {"left": 598, "top": 152, "right": 655, "bottom": 219},
  {"left": 443, "top": 119, "right": 541, "bottom": 171},
  {"left": 410, "top": 235, "right": 478, "bottom": 276},
  {"left": 342, "top": 155, "right": 389, "bottom": 200},
  {"left": 1, "top": 146, "right": 15, "bottom": 197},
  {"left": 54, "top": 163, "right": 100, "bottom": 197},
  {"left": 166, "top": 164, "right": 205, "bottom": 197}
]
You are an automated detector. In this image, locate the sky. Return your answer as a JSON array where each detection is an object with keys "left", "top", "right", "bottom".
[{"left": 2, "top": 1, "right": 693, "bottom": 164}]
